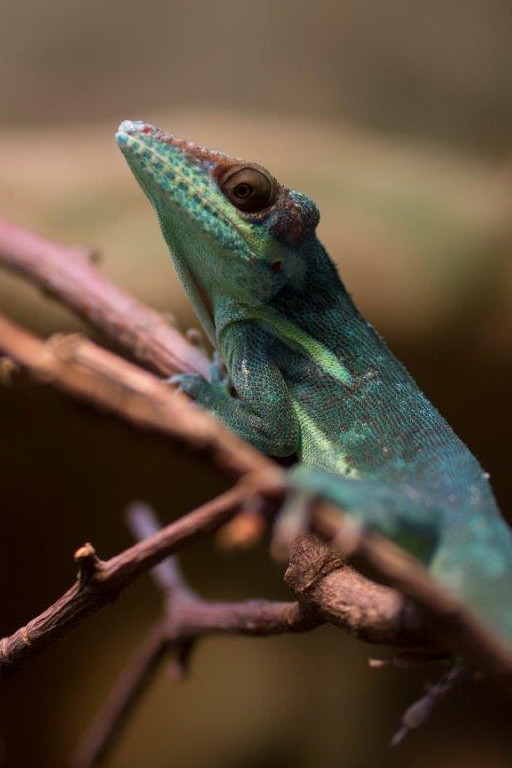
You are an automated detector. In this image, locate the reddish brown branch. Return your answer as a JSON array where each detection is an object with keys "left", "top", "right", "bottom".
[
  {"left": 0, "top": 313, "right": 273, "bottom": 479},
  {"left": 0, "top": 218, "right": 210, "bottom": 378},
  {"left": 285, "top": 534, "right": 425, "bottom": 647},
  {"left": 0, "top": 488, "right": 245, "bottom": 679},
  {"left": 74, "top": 504, "right": 320, "bottom": 768},
  {"left": 73, "top": 620, "right": 169, "bottom": 768},
  {"left": 75, "top": 598, "right": 318, "bottom": 768}
]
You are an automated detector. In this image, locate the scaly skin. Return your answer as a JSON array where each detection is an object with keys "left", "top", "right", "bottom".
[{"left": 116, "top": 120, "right": 512, "bottom": 649}]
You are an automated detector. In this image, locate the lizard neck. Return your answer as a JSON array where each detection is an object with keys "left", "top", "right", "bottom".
[
  {"left": 264, "top": 236, "right": 377, "bottom": 372},
  {"left": 213, "top": 236, "right": 376, "bottom": 389}
]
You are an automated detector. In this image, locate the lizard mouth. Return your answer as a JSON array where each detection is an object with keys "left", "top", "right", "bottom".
[{"left": 116, "top": 120, "right": 231, "bottom": 170}]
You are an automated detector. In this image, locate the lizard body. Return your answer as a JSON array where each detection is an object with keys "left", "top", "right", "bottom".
[{"left": 116, "top": 121, "right": 512, "bottom": 649}]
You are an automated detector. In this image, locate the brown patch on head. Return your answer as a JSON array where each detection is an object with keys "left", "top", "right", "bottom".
[{"left": 269, "top": 190, "right": 319, "bottom": 246}]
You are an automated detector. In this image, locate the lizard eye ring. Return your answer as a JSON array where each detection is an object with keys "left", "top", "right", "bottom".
[{"left": 218, "top": 164, "right": 276, "bottom": 213}]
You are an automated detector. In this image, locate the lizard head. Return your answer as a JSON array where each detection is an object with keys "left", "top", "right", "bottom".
[{"left": 115, "top": 120, "right": 320, "bottom": 342}]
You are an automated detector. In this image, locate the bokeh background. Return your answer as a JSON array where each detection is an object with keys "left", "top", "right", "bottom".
[{"left": 1, "top": 1, "right": 512, "bottom": 766}]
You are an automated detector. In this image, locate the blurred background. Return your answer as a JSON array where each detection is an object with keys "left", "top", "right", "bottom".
[{"left": 1, "top": 1, "right": 512, "bottom": 766}]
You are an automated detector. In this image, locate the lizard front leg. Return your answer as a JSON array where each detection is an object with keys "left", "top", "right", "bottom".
[{"left": 173, "top": 324, "right": 300, "bottom": 457}]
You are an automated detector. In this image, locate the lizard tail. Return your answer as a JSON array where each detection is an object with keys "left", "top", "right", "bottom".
[{"left": 432, "top": 517, "right": 512, "bottom": 648}]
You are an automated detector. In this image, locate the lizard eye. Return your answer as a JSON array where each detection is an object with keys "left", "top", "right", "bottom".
[{"left": 218, "top": 165, "right": 276, "bottom": 213}]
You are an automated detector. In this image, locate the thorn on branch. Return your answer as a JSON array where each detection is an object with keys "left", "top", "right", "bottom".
[
  {"left": 0, "top": 356, "right": 19, "bottom": 385},
  {"left": 369, "top": 650, "right": 450, "bottom": 669},
  {"left": 160, "top": 311, "right": 177, "bottom": 328},
  {"left": 74, "top": 542, "right": 102, "bottom": 585},
  {"left": 216, "top": 508, "right": 267, "bottom": 550},
  {"left": 185, "top": 327, "right": 206, "bottom": 352},
  {"left": 71, "top": 245, "right": 101, "bottom": 264},
  {"left": 48, "top": 332, "right": 84, "bottom": 356},
  {"left": 167, "top": 638, "right": 196, "bottom": 681}
]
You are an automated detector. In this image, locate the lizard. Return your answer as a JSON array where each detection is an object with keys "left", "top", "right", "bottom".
[{"left": 115, "top": 119, "right": 512, "bottom": 652}]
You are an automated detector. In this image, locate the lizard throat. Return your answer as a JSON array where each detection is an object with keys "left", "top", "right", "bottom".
[{"left": 174, "top": 259, "right": 216, "bottom": 341}]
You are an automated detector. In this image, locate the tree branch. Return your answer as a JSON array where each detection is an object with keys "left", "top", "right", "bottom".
[
  {"left": 74, "top": 503, "right": 321, "bottom": 768},
  {"left": 0, "top": 313, "right": 272, "bottom": 479},
  {"left": 0, "top": 488, "right": 245, "bottom": 678},
  {"left": 315, "top": 512, "right": 512, "bottom": 696},
  {"left": 73, "top": 620, "right": 169, "bottom": 768},
  {"left": 0, "top": 218, "right": 210, "bottom": 378}
]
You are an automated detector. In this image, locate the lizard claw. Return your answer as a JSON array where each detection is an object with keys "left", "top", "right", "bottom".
[
  {"left": 270, "top": 488, "right": 315, "bottom": 561},
  {"left": 165, "top": 369, "right": 233, "bottom": 409},
  {"left": 165, "top": 372, "right": 205, "bottom": 395},
  {"left": 208, "top": 350, "right": 231, "bottom": 389},
  {"left": 165, "top": 352, "right": 230, "bottom": 397}
]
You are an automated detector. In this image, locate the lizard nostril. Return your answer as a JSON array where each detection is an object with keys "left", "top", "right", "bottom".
[{"left": 271, "top": 261, "right": 283, "bottom": 273}]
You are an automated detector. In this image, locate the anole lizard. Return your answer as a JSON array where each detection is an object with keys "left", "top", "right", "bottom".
[{"left": 116, "top": 120, "right": 512, "bottom": 651}]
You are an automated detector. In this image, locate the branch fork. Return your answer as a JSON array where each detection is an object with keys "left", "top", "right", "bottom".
[{"left": 73, "top": 503, "right": 318, "bottom": 768}]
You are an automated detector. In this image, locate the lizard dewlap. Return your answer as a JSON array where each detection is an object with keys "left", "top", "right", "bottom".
[{"left": 117, "top": 120, "right": 512, "bottom": 653}]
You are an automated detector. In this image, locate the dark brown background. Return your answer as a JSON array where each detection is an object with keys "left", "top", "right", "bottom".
[{"left": 1, "top": 1, "right": 512, "bottom": 766}]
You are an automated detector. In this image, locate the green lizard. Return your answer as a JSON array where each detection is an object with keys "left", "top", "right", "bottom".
[{"left": 116, "top": 120, "right": 512, "bottom": 651}]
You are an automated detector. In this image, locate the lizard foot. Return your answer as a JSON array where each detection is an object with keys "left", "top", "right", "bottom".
[
  {"left": 166, "top": 352, "right": 231, "bottom": 396},
  {"left": 270, "top": 486, "right": 331, "bottom": 561},
  {"left": 270, "top": 465, "right": 441, "bottom": 565}
]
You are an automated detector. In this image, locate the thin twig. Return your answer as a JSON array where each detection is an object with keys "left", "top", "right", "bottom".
[
  {"left": 75, "top": 503, "right": 321, "bottom": 768},
  {"left": 127, "top": 502, "right": 191, "bottom": 596},
  {"left": 73, "top": 620, "right": 169, "bottom": 768},
  {"left": 0, "top": 487, "right": 245, "bottom": 678}
]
